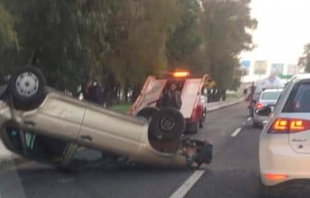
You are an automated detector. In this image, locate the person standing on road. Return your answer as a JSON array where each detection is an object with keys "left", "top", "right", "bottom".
[
  {"left": 83, "top": 80, "right": 92, "bottom": 101},
  {"left": 243, "top": 88, "right": 247, "bottom": 96},
  {"left": 246, "top": 82, "right": 255, "bottom": 101},
  {"left": 88, "top": 82, "right": 103, "bottom": 104},
  {"left": 158, "top": 83, "right": 182, "bottom": 110}
]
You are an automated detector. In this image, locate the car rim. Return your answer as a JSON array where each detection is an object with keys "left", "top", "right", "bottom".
[
  {"left": 15, "top": 72, "right": 39, "bottom": 97},
  {"left": 160, "top": 117, "right": 175, "bottom": 132}
]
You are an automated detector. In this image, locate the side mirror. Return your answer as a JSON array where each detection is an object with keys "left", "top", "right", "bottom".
[{"left": 266, "top": 106, "right": 273, "bottom": 113}]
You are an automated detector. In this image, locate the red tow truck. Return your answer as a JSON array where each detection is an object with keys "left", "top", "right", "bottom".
[{"left": 129, "top": 70, "right": 212, "bottom": 134}]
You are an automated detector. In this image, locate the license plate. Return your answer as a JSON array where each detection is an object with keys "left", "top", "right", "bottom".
[{"left": 270, "top": 106, "right": 274, "bottom": 111}]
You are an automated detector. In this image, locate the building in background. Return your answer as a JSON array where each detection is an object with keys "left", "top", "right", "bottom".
[
  {"left": 240, "top": 59, "right": 301, "bottom": 83},
  {"left": 241, "top": 60, "right": 251, "bottom": 75},
  {"left": 271, "top": 63, "right": 284, "bottom": 76},
  {"left": 253, "top": 60, "right": 268, "bottom": 76},
  {"left": 287, "top": 64, "right": 299, "bottom": 75}
]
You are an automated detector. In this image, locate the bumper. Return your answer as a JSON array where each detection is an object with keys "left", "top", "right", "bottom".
[
  {"left": 253, "top": 113, "right": 268, "bottom": 124},
  {"left": 259, "top": 134, "right": 310, "bottom": 186}
]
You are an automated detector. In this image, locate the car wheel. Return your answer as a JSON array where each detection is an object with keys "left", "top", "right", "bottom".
[
  {"left": 199, "top": 119, "right": 204, "bottom": 128},
  {"left": 199, "top": 111, "right": 205, "bottom": 128},
  {"left": 187, "top": 122, "right": 199, "bottom": 134},
  {"left": 253, "top": 119, "right": 260, "bottom": 128},
  {"left": 258, "top": 178, "right": 282, "bottom": 197},
  {"left": 148, "top": 107, "right": 185, "bottom": 141},
  {"left": 136, "top": 106, "right": 159, "bottom": 121},
  {"left": 8, "top": 65, "right": 46, "bottom": 111}
]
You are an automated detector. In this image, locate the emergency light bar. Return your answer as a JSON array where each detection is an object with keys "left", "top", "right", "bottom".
[{"left": 172, "top": 71, "right": 190, "bottom": 78}]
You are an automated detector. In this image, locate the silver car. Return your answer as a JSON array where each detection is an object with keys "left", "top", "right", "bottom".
[
  {"left": 0, "top": 66, "right": 213, "bottom": 169},
  {"left": 252, "top": 88, "right": 283, "bottom": 128}
]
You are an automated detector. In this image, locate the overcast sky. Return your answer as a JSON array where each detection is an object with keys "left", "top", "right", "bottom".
[{"left": 241, "top": 0, "right": 310, "bottom": 64}]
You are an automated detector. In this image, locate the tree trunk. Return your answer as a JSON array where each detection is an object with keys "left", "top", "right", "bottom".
[
  {"left": 103, "top": 72, "right": 116, "bottom": 107},
  {"left": 222, "top": 89, "right": 227, "bottom": 101},
  {"left": 131, "top": 84, "right": 141, "bottom": 103},
  {"left": 123, "top": 82, "right": 129, "bottom": 103}
]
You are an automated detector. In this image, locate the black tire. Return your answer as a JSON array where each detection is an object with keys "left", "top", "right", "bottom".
[
  {"left": 199, "top": 111, "right": 205, "bottom": 128},
  {"left": 253, "top": 120, "right": 263, "bottom": 129},
  {"left": 187, "top": 122, "right": 199, "bottom": 134},
  {"left": 8, "top": 66, "right": 46, "bottom": 110},
  {"left": 199, "top": 119, "right": 204, "bottom": 128},
  {"left": 200, "top": 108, "right": 207, "bottom": 128},
  {"left": 148, "top": 107, "right": 185, "bottom": 141},
  {"left": 136, "top": 106, "right": 159, "bottom": 121},
  {"left": 253, "top": 120, "right": 259, "bottom": 128},
  {"left": 257, "top": 178, "right": 282, "bottom": 198}
]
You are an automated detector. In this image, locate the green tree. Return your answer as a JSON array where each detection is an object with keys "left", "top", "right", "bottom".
[
  {"left": 0, "top": 0, "right": 257, "bottom": 103},
  {"left": 0, "top": 1, "right": 18, "bottom": 81},
  {"left": 166, "top": 0, "right": 203, "bottom": 70},
  {"left": 1, "top": 0, "right": 90, "bottom": 90},
  {"left": 0, "top": 2, "right": 17, "bottom": 51},
  {"left": 202, "top": 0, "right": 257, "bottom": 91},
  {"left": 299, "top": 43, "right": 310, "bottom": 73}
]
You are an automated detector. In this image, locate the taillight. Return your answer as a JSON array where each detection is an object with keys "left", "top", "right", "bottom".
[
  {"left": 264, "top": 173, "right": 288, "bottom": 181},
  {"left": 290, "top": 120, "right": 309, "bottom": 132},
  {"left": 269, "top": 118, "right": 310, "bottom": 133},
  {"left": 273, "top": 118, "right": 288, "bottom": 132},
  {"left": 255, "top": 102, "right": 263, "bottom": 110}
]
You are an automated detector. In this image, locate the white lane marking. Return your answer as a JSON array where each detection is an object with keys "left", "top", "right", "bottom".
[
  {"left": 247, "top": 117, "right": 252, "bottom": 121},
  {"left": 169, "top": 170, "right": 205, "bottom": 198},
  {"left": 231, "top": 127, "right": 242, "bottom": 137}
]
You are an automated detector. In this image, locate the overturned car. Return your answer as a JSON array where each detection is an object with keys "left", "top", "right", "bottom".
[{"left": 0, "top": 66, "right": 213, "bottom": 169}]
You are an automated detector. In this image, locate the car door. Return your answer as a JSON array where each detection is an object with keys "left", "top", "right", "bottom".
[
  {"left": 180, "top": 78, "right": 203, "bottom": 119},
  {"left": 21, "top": 93, "right": 85, "bottom": 142},
  {"left": 139, "top": 79, "right": 167, "bottom": 109},
  {"left": 130, "top": 77, "right": 166, "bottom": 115},
  {"left": 78, "top": 106, "right": 146, "bottom": 156}
]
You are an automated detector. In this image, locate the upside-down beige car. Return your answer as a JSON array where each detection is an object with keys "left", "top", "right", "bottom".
[{"left": 0, "top": 66, "right": 213, "bottom": 169}]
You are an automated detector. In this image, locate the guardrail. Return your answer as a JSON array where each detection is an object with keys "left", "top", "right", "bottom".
[{"left": 206, "top": 97, "right": 244, "bottom": 112}]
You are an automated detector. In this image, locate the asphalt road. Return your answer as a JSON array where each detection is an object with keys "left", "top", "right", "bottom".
[{"left": 2, "top": 102, "right": 309, "bottom": 198}]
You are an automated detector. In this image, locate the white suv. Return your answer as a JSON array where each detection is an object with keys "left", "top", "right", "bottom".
[{"left": 259, "top": 73, "right": 310, "bottom": 196}]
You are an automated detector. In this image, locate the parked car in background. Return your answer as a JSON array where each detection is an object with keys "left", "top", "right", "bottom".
[{"left": 252, "top": 88, "right": 283, "bottom": 128}]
